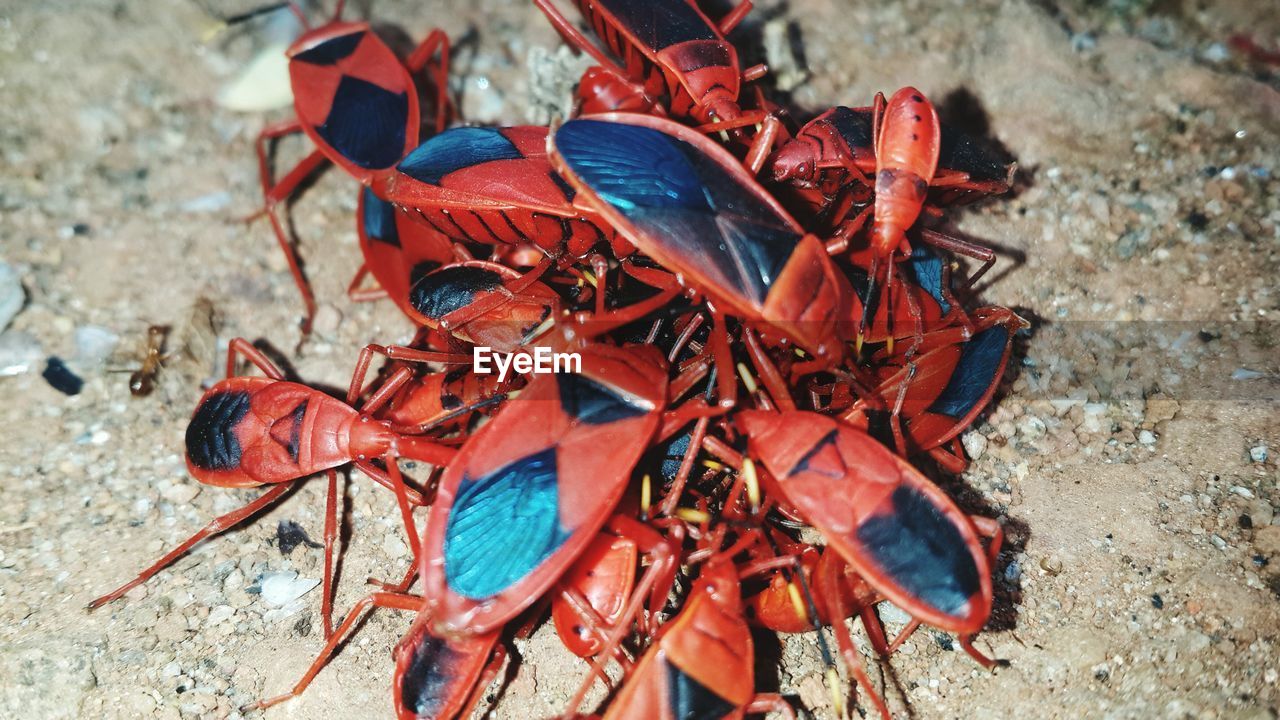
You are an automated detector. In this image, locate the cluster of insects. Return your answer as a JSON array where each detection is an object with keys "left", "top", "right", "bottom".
[{"left": 91, "top": 1, "right": 1026, "bottom": 717}]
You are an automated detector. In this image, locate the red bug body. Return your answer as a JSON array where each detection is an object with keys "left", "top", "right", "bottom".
[
  {"left": 386, "top": 125, "right": 629, "bottom": 258},
  {"left": 551, "top": 113, "right": 855, "bottom": 366},
  {"left": 597, "top": 556, "right": 794, "bottom": 719},
  {"left": 405, "top": 260, "right": 562, "bottom": 353},
  {"left": 90, "top": 339, "right": 461, "bottom": 639},
  {"left": 418, "top": 343, "right": 668, "bottom": 636},
  {"left": 286, "top": 20, "right": 424, "bottom": 180},
  {"left": 845, "top": 306, "right": 1024, "bottom": 470},
  {"left": 770, "top": 104, "right": 1014, "bottom": 212},
  {"left": 394, "top": 622, "right": 503, "bottom": 720},
  {"left": 536, "top": 0, "right": 752, "bottom": 125},
  {"left": 551, "top": 514, "right": 682, "bottom": 659},
  {"left": 737, "top": 409, "right": 993, "bottom": 635},
  {"left": 255, "top": 8, "right": 451, "bottom": 329},
  {"left": 871, "top": 87, "right": 941, "bottom": 258},
  {"left": 351, "top": 187, "right": 459, "bottom": 316}
]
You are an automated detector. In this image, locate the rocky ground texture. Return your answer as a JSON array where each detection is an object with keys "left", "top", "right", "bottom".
[{"left": 0, "top": 0, "right": 1277, "bottom": 718}]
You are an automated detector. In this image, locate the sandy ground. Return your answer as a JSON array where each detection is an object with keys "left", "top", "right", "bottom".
[{"left": 1, "top": 0, "right": 1278, "bottom": 718}]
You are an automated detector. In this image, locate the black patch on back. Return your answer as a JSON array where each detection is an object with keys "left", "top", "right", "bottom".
[
  {"left": 317, "top": 76, "right": 408, "bottom": 169},
  {"left": 826, "top": 106, "right": 874, "bottom": 149},
  {"left": 793, "top": 429, "right": 845, "bottom": 479},
  {"left": 397, "top": 126, "right": 522, "bottom": 185},
  {"left": 927, "top": 325, "right": 1009, "bottom": 418},
  {"left": 855, "top": 485, "right": 980, "bottom": 617},
  {"left": 400, "top": 631, "right": 464, "bottom": 717},
  {"left": 409, "top": 266, "right": 503, "bottom": 320},
  {"left": 409, "top": 261, "right": 442, "bottom": 287},
  {"left": 666, "top": 661, "right": 736, "bottom": 720},
  {"left": 548, "top": 170, "right": 577, "bottom": 200},
  {"left": 557, "top": 372, "right": 650, "bottom": 425},
  {"left": 597, "top": 0, "right": 717, "bottom": 49},
  {"left": 863, "top": 410, "right": 895, "bottom": 449},
  {"left": 282, "top": 400, "right": 307, "bottom": 461},
  {"left": 186, "top": 390, "right": 251, "bottom": 470},
  {"left": 293, "top": 31, "right": 363, "bottom": 66}
]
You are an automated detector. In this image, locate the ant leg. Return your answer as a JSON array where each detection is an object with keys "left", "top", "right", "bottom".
[
  {"left": 226, "top": 337, "right": 286, "bottom": 380},
  {"left": 928, "top": 438, "right": 969, "bottom": 474},
  {"left": 241, "top": 591, "right": 424, "bottom": 712},
  {"left": 88, "top": 484, "right": 292, "bottom": 609}
]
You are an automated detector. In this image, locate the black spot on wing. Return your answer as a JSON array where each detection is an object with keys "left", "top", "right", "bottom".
[
  {"left": 186, "top": 391, "right": 251, "bottom": 470},
  {"left": 557, "top": 372, "right": 651, "bottom": 426},
  {"left": 400, "top": 631, "right": 468, "bottom": 717},
  {"left": 444, "top": 447, "right": 571, "bottom": 599},
  {"left": 595, "top": 0, "right": 717, "bottom": 49},
  {"left": 398, "top": 126, "right": 523, "bottom": 185},
  {"left": 293, "top": 31, "right": 363, "bottom": 65},
  {"left": 927, "top": 324, "right": 1009, "bottom": 418},
  {"left": 666, "top": 661, "right": 736, "bottom": 720},
  {"left": 265, "top": 399, "right": 308, "bottom": 462},
  {"left": 317, "top": 76, "right": 407, "bottom": 169},
  {"left": 409, "top": 266, "right": 504, "bottom": 320},
  {"left": 547, "top": 170, "right": 577, "bottom": 201},
  {"left": 361, "top": 187, "right": 400, "bottom": 247},
  {"left": 855, "top": 485, "right": 980, "bottom": 617},
  {"left": 825, "top": 106, "right": 874, "bottom": 149},
  {"left": 793, "top": 429, "right": 845, "bottom": 479},
  {"left": 906, "top": 245, "right": 949, "bottom": 314}
]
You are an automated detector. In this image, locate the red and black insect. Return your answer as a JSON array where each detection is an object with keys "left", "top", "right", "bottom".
[
  {"left": 551, "top": 113, "right": 861, "bottom": 404},
  {"left": 846, "top": 306, "right": 1025, "bottom": 472},
  {"left": 88, "top": 338, "right": 466, "bottom": 637},
  {"left": 736, "top": 409, "right": 1001, "bottom": 655},
  {"left": 534, "top": 0, "right": 763, "bottom": 127},
  {"left": 253, "top": 0, "right": 451, "bottom": 330},
  {"left": 416, "top": 342, "right": 672, "bottom": 636},
  {"left": 385, "top": 125, "right": 631, "bottom": 259},
  {"left": 568, "top": 550, "right": 797, "bottom": 719},
  {"left": 769, "top": 103, "right": 1014, "bottom": 217}
]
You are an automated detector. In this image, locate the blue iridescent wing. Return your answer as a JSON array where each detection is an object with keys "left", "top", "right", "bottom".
[{"left": 556, "top": 119, "right": 800, "bottom": 305}]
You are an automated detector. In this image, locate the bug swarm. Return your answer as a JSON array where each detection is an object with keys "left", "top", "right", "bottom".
[{"left": 90, "top": 1, "right": 1028, "bottom": 717}]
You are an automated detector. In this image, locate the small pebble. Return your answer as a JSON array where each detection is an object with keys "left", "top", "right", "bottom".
[
  {"left": 1249, "top": 444, "right": 1268, "bottom": 463},
  {"left": 259, "top": 570, "right": 320, "bottom": 607},
  {"left": 1138, "top": 430, "right": 1156, "bottom": 446},
  {"left": 876, "top": 601, "right": 912, "bottom": 625},
  {"left": 179, "top": 191, "right": 233, "bottom": 214},
  {"left": 1229, "top": 486, "right": 1254, "bottom": 499},
  {"left": 963, "top": 431, "right": 988, "bottom": 461},
  {"left": 74, "top": 325, "right": 119, "bottom": 367},
  {"left": 42, "top": 356, "right": 84, "bottom": 395},
  {"left": 0, "top": 330, "right": 43, "bottom": 376}
]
